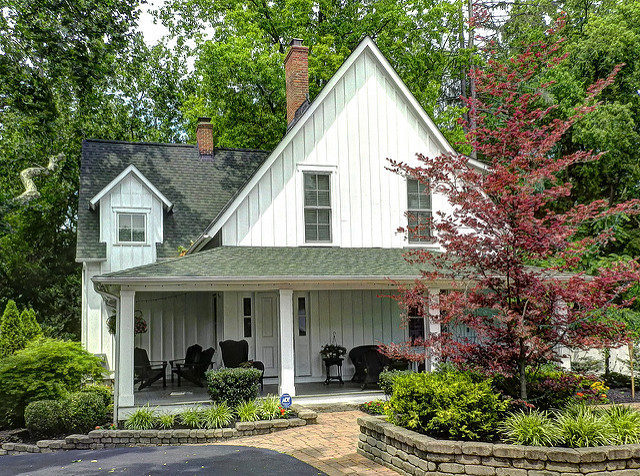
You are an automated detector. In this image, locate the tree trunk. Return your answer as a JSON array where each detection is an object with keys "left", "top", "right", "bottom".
[{"left": 519, "top": 358, "right": 527, "bottom": 401}]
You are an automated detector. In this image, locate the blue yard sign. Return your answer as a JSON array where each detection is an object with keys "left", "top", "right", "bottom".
[{"left": 280, "top": 393, "right": 292, "bottom": 408}]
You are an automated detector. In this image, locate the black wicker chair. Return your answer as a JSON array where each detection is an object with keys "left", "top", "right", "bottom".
[
  {"left": 348, "top": 345, "right": 380, "bottom": 383},
  {"left": 219, "top": 339, "right": 265, "bottom": 390},
  {"left": 134, "top": 347, "right": 167, "bottom": 390}
]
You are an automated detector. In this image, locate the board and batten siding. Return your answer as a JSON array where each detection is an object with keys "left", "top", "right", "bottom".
[
  {"left": 99, "top": 172, "right": 163, "bottom": 273},
  {"left": 134, "top": 292, "right": 219, "bottom": 364},
  {"left": 220, "top": 49, "right": 450, "bottom": 248}
]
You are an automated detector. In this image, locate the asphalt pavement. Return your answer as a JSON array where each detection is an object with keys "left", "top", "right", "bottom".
[{"left": 1, "top": 445, "right": 326, "bottom": 475}]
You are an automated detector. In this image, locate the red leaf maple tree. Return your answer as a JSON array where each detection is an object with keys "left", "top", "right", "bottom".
[{"left": 383, "top": 28, "right": 640, "bottom": 400}]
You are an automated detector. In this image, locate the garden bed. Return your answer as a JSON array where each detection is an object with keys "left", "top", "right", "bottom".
[
  {"left": 0, "top": 405, "right": 317, "bottom": 456},
  {"left": 358, "top": 415, "right": 640, "bottom": 476}
]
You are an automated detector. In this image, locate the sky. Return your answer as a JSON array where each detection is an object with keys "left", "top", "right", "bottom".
[{"left": 138, "top": 0, "right": 170, "bottom": 45}]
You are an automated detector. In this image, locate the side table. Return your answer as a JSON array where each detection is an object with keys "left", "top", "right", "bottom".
[{"left": 323, "top": 357, "right": 344, "bottom": 385}]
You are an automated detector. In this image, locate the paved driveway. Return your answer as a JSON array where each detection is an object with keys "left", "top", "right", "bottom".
[{"left": 2, "top": 445, "right": 324, "bottom": 475}]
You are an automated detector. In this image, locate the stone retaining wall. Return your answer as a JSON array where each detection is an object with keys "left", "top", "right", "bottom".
[
  {"left": 0, "top": 408, "right": 317, "bottom": 456},
  {"left": 357, "top": 415, "right": 640, "bottom": 476}
]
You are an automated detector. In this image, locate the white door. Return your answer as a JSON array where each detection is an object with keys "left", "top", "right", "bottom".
[
  {"left": 294, "top": 293, "right": 311, "bottom": 376},
  {"left": 255, "top": 293, "right": 279, "bottom": 377}
]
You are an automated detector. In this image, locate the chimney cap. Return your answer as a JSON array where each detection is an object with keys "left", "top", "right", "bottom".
[
  {"left": 197, "top": 117, "right": 212, "bottom": 124},
  {"left": 289, "top": 38, "right": 304, "bottom": 47}
]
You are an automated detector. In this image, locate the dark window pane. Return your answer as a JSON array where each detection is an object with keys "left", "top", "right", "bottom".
[
  {"left": 298, "top": 297, "right": 306, "bottom": 312},
  {"left": 409, "top": 317, "right": 425, "bottom": 343},
  {"left": 318, "top": 225, "right": 331, "bottom": 241},
  {"left": 304, "top": 190, "right": 317, "bottom": 206},
  {"left": 317, "top": 174, "right": 330, "bottom": 190},
  {"left": 132, "top": 229, "right": 145, "bottom": 242},
  {"left": 298, "top": 297, "right": 307, "bottom": 336},
  {"left": 305, "top": 225, "right": 317, "bottom": 242},
  {"left": 304, "top": 173, "right": 315, "bottom": 190},
  {"left": 243, "top": 317, "right": 252, "bottom": 338},
  {"left": 318, "top": 209, "right": 330, "bottom": 224},
  {"left": 243, "top": 297, "right": 252, "bottom": 317},
  {"left": 132, "top": 214, "right": 145, "bottom": 229},
  {"left": 305, "top": 209, "right": 317, "bottom": 223},
  {"left": 119, "top": 228, "right": 130, "bottom": 242}
]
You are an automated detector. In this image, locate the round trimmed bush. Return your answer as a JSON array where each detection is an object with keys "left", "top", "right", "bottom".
[
  {"left": 24, "top": 400, "right": 66, "bottom": 437},
  {"left": 206, "top": 367, "right": 261, "bottom": 407},
  {"left": 65, "top": 391, "right": 109, "bottom": 433}
]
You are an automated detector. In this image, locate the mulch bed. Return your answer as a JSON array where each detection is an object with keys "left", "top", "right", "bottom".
[{"left": 608, "top": 387, "right": 640, "bottom": 404}]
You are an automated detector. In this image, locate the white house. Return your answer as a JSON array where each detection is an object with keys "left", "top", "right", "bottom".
[{"left": 77, "top": 37, "right": 486, "bottom": 418}]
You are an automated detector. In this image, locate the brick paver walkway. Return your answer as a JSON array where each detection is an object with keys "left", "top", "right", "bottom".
[{"left": 216, "top": 410, "right": 396, "bottom": 475}]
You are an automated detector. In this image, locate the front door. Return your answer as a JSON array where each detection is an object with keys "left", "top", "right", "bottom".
[{"left": 255, "top": 293, "right": 279, "bottom": 377}]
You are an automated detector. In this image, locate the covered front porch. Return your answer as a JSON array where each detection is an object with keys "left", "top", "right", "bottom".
[{"left": 92, "top": 247, "right": 442, "bottom": 420}]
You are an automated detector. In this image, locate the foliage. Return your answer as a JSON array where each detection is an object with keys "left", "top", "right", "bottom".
[
  {"left": 602, "top": 405, "right": 640, "bottom": 445},
  {"left": 24, "top": 400, "right": 65, "bottom": 438},
  {"left": 258, "top": 396, "right": 281, "bottom": 421},
  {"left": 179, "top": 407, "right": 204, "bottom": 429},
  {"left": 383, "top": 28, "right": 640, "bottom": 401},
  {"left": 20, "top": 308, "right": 42, "bottom": 342},
  {"left": 158, "top": 0, "right": 468, "bottom": 151},
  {"left": 157, "top": 413, "right": 176, "bottom": 430},
  {"left": 500, "top": 410, "right": 561, "bottom": 447},
  {"left": 385, "top": 371, "right": 508, "bottom": 441},
  {"left": 202, "top": 402, "right": 234, "bottom": 429},
  {"left": 359, "top": 400, "right": 387, "bottom": 415},
  {"left": 0, "top": 300, "right": 27, "bottom": 357},
  {"left": 235, "top": 400, "right": 260, "bottom": 422},
  {"left": 379, "top": 370, "right": 415, "bottom": 396},
  {"left": 602, "top": 371, "right": 639, "bottom": 389},
  {"left": 319, "top": 344, "right": 347, "bottom": 359},
  {"left": 555, "top": 404, "right": 613, "bottom": 447},
  {"left": 80, "top": 384, "right": 114, "bottom": 409},
  {"left": 124, "top": 405, "right": 158, "bottom": 430},
  {"left": 571, "top": 356, "right": 603, "bottom": 374},
  {"left": 206, "top": 368, "right": 261, "bottom": 407},
  {"left": 0, "top": 338, "right": 105, "bottom": 426},
  {"left": 65, "top": 391, "right": 109, "bottom": 433}
]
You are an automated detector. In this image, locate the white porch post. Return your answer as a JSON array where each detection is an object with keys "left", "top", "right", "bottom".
[
  {"left": 427, "top": 289, "right": 441, "bottom": 372},
  {"left": 117, "top": 289, "right": 135, "bottom": 409},
  {"left": 278, "top": 289, "right": 295, "bottom": 396}
]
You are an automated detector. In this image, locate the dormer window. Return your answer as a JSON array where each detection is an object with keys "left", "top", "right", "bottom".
[
  {"left": 407, "top": 179, "right": 432, "bottom": 243},
  {"left": 304, "top": 173, "right": 332, "bottom": 243},
  {"left": 117, "top": 213, "right": 146, "bottom": 243}
]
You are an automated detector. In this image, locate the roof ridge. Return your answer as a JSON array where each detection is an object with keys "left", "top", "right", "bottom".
[{"left": 83, "top": 138, "right": 195, "bottom": 148}]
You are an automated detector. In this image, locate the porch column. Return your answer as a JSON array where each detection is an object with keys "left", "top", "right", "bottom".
[
  {"left": 278, "top": 289, "right": 296, "bottom": 396},
  {"left": 117, "top": 289, "right": 135, "bottom": 408},
  {"left": 427, "top": 289, "right": 441, "bottom": 372}
]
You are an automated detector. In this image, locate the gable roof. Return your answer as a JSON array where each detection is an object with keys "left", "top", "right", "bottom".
[
  {"left": 190, "top": 36, "right": 487, "bottom": 252},
  {"left": 89, "top": 164, "right": 173, "bottom": 211},
  {"left": 93, "top": 246, "right": 432, "bottom": 283},
  {"left": 77, "top": 140, "right": 269, "bottom": 261}
]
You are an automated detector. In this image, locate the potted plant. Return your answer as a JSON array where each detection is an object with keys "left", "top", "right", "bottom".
[{"left": 320, "top": 343, "right": 347, "bottom": 362}]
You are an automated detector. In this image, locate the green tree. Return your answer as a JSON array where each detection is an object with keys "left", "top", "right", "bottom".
[
  {"left": 0, "top": 300, "right": 27, "bottom": 357},
  {"left": 158, "top": 0, "right": 469, "bottom": 150},
  {"left": 20, "top": 308, "right": 42, "bottom": 342}
]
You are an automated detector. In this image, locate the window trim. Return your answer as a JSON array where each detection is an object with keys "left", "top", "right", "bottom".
[
  {"left": 115, "top": 212, "right": 148, "bottom": 245},
  {"left": 406, "top": 178, "right": 433, "bottom": 244},
  {"left": 303, "top": 171, "right": 333, "bottom": 244}
]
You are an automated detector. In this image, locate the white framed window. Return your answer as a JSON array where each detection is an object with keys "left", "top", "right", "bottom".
[
  {"left": 407, "top": 178, "right": 432, "bottom": 243},
  {"left": 117, "top": 212, "right": 146, "bottom": 243},
  {"left": 243, "top": 296, "right": 252, "bottom": 338},
  {"left": 303, "top": 172, "right": 332, "bottom": 243}
]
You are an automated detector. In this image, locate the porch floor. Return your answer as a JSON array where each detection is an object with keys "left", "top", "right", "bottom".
[{"left": 134, "top": 380, "right": 383, "bottom": 408}]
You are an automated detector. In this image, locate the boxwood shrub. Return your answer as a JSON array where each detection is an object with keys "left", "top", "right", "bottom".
[
  {"left": 386, "top": 370, "right": 508, "bottom": 441},
  {"left": 379, "top": 369, "right": 414, "bottom": 396},
  {"left": 206, "top": 368, "right": 261, "bottom": 407},
  {"left": 65, "top": 391, "right": 109, "bottom": 433},
  {"left": 24, "top": 400, "right": 66, "bottom": 437}
]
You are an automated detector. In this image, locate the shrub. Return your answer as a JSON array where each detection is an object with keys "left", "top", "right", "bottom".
[
  {"left": 24, "top": 400, "right": 65, "bottom": 437},
  {"left": 0, "top": 300, "right": 27, "bottom": 357},
  {"left": 180, "top": 407, "right": 204, "bottom": 428},
  {"left": 386, "top": 371, "right": 508, "bottom": 441},
  {"left": 0, "top": 338, "right": 105, "bottom": 426},
  {"left": 603, "top": 405, "right": 640, "bottom": 445},
  {"left": 124, "top": 405, "right": 157, "bottom": 430},
  {"left": 65, "top": 391, "right": 109, "bottom": 433},
  {"left": 206, "top": 368, "right": 261, "bottom": 407},
  {"left": 359, "top": 400, "right": 386, "bottom": 415},
  {"left": 79, "top": 384, "right": 113, "bottom": 408},
  {"left": 602, "top": 371, "right": 638, "bottom": 389},
  {"left": 258, "top": 396, "right": 281, "bottom": 420},
  {"left": 202, "top": 402, "right": 234, "bottom": 429},
  {"left": 379, "top": 370, "right": 414, "bottom": 396},
  {"left": 500, "top": 410, "right": 560, "bottom": 446},
  {"left": 555, "top": 404, "right": 612, "bottom": 447},
  {"left": 20, "top": 308, "right": 42, "bottom": 342},
  {"left": 157, "top": 413, "right": 176, "bottom": 429},
  {"left": 236, "top": 399, "right": 260, "bottom": 422}
]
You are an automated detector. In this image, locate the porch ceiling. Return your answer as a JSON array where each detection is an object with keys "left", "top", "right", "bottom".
[{"left": 93, "top": 246, "right": 438, "bottom": 284}]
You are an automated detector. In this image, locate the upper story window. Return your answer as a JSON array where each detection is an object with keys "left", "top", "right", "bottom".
[
  {"left": 304, "top": 173, "right": 331, "bottom": 243},
  {"left": 407, "top": 179, "right": 432, "bottom": 243},
  {"left": 117, "top": 213, "right": 146, "bottom": 243}
]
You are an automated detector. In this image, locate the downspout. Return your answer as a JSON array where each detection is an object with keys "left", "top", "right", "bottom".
[{"left": 93, "top": 282, "right": 121, "bottom": 426}]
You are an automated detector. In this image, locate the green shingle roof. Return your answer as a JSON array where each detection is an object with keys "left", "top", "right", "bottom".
[
  {"left": 77, "top": 140, "right": 269, "bottom": 260},
  {"left": 94, "top": 246, "right": 433, "bottom": 283}
]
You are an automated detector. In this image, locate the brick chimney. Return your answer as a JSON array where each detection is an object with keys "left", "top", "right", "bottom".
[
  {"left": 196, "top": 117, "right": 214, "bottom": 157},
  {"left": 284, "top": 38, "right": 309, "bottom": 125}
]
